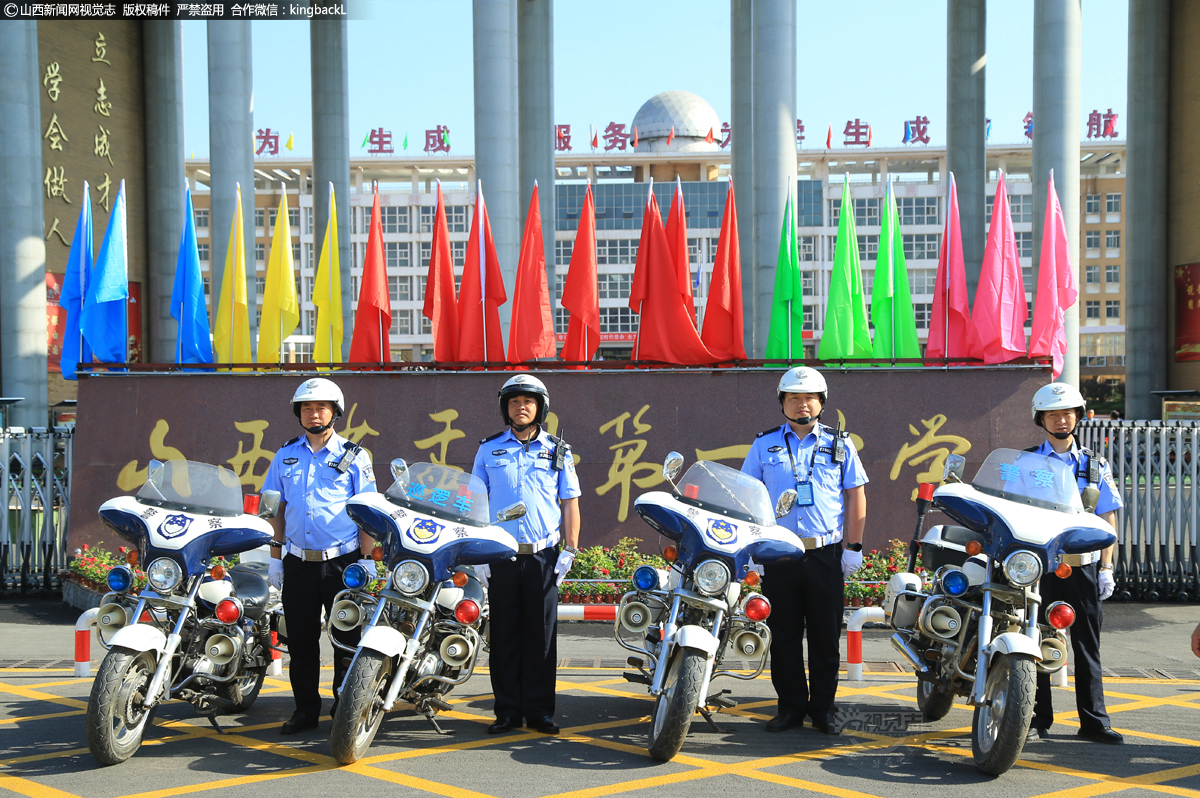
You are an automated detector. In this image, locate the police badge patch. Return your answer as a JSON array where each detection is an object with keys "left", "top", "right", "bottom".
[
  {"left": 158, "top": 513, "right": 193, "bottom": 539},
  {"left": 705, "top": 517, "right": 738, "bottom": 545},
  {"left": 407, "top": 518, "right": 443, "bottom": 545}
]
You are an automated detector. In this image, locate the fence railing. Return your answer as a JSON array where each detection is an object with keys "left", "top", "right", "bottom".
[
  {"left": 2, "top": 426, "right": 73, "bottom": 596},
  {"left": 1078, "top": 420, "right": 1199, "bottom": 601}
]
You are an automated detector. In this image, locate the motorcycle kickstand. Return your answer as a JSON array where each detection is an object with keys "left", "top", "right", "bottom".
[
  {"left": 696, "top": 705, "right": 731, "bottom": 734},
  {"left": 204, "top": 714, "right": 225, "bottom": 735},
  {"left": 421, "top": 712, "right": 454, "bottom": 735}
]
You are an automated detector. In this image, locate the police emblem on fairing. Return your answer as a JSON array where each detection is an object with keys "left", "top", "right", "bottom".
[
  {"left": 705, "top": 518, "right": 738, "bottom": 545},
  {"left": 407, "top": 518, "right": 443, "bottom": 545},
  {"left": 159, "top": 513, "right": 193, "bottom": 539}
]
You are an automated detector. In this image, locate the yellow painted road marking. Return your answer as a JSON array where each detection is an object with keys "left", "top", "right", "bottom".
[
  {"left": 0, "top": 774, "right": 84, "bottom": 798},
  {"left": 0, "top": 709, "right": 83, "bottom": 725},
  {"left": 113, "top": 765, "right": 331, "bottom": 798},
  {"left": 345, "top": 763, "right": 501, "bottom": 798}
]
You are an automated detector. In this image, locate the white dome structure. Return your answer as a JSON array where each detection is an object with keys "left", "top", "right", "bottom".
[{"left": 631, "top": 91, "right": 722, "bottom": 154}]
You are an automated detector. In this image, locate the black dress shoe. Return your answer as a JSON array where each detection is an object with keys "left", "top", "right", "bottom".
[
  {"left": 280, "top": 711, "right": 319, "bottom": 735},
  {"left": 1026, "top": 726, "right": 1048, "bottom": 743},
  {"left": 765, "top": 709, "right": 805, "bottom": 732},
  {"left": 1078, "top": 726, "right": 1124, "bottom": 744},
  {"left": 529, "top": 716, "right": 560, "bottom": 735},
  {"left": 488, "top": 716, "right": 520, "bottom": 734}
]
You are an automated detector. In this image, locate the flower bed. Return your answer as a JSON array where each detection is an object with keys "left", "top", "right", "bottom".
[{"left": 845, "top": 538, "right": 928, "bottom": 606}]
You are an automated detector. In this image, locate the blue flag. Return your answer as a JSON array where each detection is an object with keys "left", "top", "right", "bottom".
[
  {"left": 59, "top": 182, "right": 93, "bottom": 380},
  {"left": 81, "top": 179, "right": 129, "bottom": 367},
  {"left": 171, "top": 187, "right": 214, "bottom": 368}
]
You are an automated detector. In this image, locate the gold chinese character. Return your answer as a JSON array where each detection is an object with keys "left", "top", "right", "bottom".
[
  {"left": 414, "top": 408, "right": 465, "bottom": 466},
  {"left": 94, "top": 78, "right": 111, "bottom": 117},
  {"left": 92, "top": 32, "right": 111, "bottom": 65},
  {"left": 43, "top": 62, "right": 62, "bottom": 102},
  {"left": 227, "top": 420, "right": 274, "bottom": 491},
  {"left": 116, "top": 420, "right": 187, "bottom": 491},
  {"left": 45, "top": 218, "right": 70, "bottom": 246},
  {"left": 43, "top": 113, "right": 69, "bottom": 151},
  {"left": 596, "top": 405, "right": 664, "bottom": 522},
  {"left": 96, "top": 173, "right": 112, "bottom": 212},
  {"left": 43, "top": 167, "right": 70, "bottom": 204},
  {"left": 94, "top": 125, "right": 113, "bottom": 165},
  {"left": 889, "top": 414, "right": 972, "bottom": 500}
]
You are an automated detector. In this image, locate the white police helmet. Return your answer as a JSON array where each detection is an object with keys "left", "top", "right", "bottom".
[
  {"left": 292, "top": 378, "right": 345, "bottom": 420},
  {"left": 777, "top": 367, "right": 828, "bottom": 403},
  {"left": 1031, "top": 382, "right": 1086, "bottom": 426},
  {"left": 498, "top": 374, "right": 549, "bottom": 426}
]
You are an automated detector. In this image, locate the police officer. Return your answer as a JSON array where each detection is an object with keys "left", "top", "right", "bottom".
[
  {"left": 471, "top": 375, "right": 580, "bottom": 735},
  {"left": 263, "top": 378, "right": 377, "bottom": 734},
  {"left": 741, "top": 367, "right": 868, "bottom": 733},
  {"left": 1027, "top": 383, "right": 1123, "bottom": 744}
]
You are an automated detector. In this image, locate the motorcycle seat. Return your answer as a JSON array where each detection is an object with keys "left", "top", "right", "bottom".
[
  {"left": 940, "top": 525, "right": 985, "bottom": 549},
  {"left": 230, "top": 563, "right": 270, "bottom": 621}
]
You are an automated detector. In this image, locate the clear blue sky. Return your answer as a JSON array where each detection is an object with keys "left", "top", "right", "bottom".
[{"left": 180, "top": 0, "right": 1129, "bottom": 159}]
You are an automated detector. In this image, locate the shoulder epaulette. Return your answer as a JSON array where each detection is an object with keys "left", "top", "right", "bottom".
[
  {"left": 820, "top": 423, "right": 850, "bottom": 439},
  {"left": 1024, "top": 445, "right": 1041, "bottom": 453},
  {"left": 480, "top": 431, "right": 506, "bottom": 444},
  {"left": 756, "top": 426, "right": 781, "bottom": 438},
  {"left": 543, "top": 432, "right": 563, "bottom": 447},
  {"left": 282, "top": 435, "right": 302, "bottom": 447},
  {"left": 1079, "top": 446, "right": 1108, "bottom": 467}
]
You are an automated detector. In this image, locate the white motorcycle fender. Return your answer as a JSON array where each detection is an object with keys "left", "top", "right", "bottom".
[
  {"left": 357, "top": 625, "right": 407, "bottom": 658},
  {"left": 107, "top": 623, "right": 168, "bottom": 654},
  {"left": 986, "top": 631, "right": 1043, "bottom": 661},
  {"left": 675, "top": 624, "right": 719, "bottom": 657}
]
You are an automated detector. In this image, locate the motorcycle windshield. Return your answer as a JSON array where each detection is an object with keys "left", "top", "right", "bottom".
[
  {"left": 971, "top": 448, "right": 1085, "bottom": 514},
  {"left": 134, "top": 460, "right": 244, "bottom": 517},
  {"left": 384, "top": 462, "right": 492, "bottom": 527},
  {"left": 672, "top": 460, "right": 774, "bottom": 526}
]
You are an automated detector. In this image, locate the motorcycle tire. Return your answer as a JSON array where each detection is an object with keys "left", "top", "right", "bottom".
[
  {"left": 226, "top": 665, "right": 266, "bottom": 713},
  {"left": 330, "top": 650, "right": 393, "bottom": 765},
  {"left": 647, "top": 648, "right": 706, "bottom": 762},
  {"left": 971, "top": 653, "right": 1036, "bottom": 776},
  {"left": 916, "top": 676, "right": 955, "bottom": 722},
  {"left": 86, "top": 646, "right": 159, "bottom": 765}
]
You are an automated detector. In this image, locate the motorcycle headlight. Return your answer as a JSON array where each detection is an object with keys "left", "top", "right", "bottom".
[
  {"left": 392, "top": 560, "right": 429, "bottom": 596},
  {"left": 1003, "top": 551, "right": 1043, "bottom": 587},
  {"left": 146, "top": 558, "right": 183, "bottom": 593},
  {"left": 693, "top": 559, "right": 731, "bottom": 597}
]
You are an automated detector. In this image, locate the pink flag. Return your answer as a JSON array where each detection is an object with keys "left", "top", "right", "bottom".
[
  {"left": 927, "top": 173, "right": 972, "bottom": 363},
  {"left": 967, "top": 171, "right": 1027, "bottom": 363},
  {"left": 1028, "top": 171, "right": 1077, "bottom": 378}
]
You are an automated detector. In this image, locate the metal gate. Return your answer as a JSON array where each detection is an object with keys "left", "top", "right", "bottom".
[
  {"left": 1078, "top": 420, "right": 1199, "bottom": 601},
  {"left": 1, "top": 426, "right": 73, "bottom": 596}
]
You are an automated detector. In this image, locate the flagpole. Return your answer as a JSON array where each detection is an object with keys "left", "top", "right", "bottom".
[
  {"left": 944, "top": 174, "right": 952, "bottom": 365},
  {"left": 889, "top": 175, "right": 896, "bottom": 362},
  {"left": 786, "top": 175, "right": 793, "bottom": 362},
  {"left": 278, "top": 182, "right": 285, "bottom": 365},
  {"left": 230, "top": 183, "right": 238, "bottom": 368}
]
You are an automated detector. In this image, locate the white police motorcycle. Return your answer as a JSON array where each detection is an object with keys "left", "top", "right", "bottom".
[
  {"left": 328, "top": 460, "right": 522, "bottom": 764},
  {"left": 615, "top": 453, "right": 802, "bottom": 761},
  {"left": 85, "top": 459, "right": 282, "bottom": 765},
  {"left": 884, "top": 449, "right": 1118, "bottom": 775}
]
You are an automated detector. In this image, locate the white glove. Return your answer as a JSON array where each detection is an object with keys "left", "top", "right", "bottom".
[
  {"left": 475, "top": 564, "right": 491, "bottom": 588},
  {"left": 1098, "top": 568, "right": 1115, "bottom": 601},
  {"left": 268, "top": 559, "right": 284, "bottom": 590},
  {"left": 356, "top": 559, "right": 379, "bottom": 580},
  {"left": 554, "top": 550, "right": 576, "bottom": 587},
  {"left": 841, "top": 548, "right": 864, "bottom": 580}
]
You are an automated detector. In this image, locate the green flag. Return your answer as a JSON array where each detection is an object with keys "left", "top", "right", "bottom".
[
  {"left": 765, "top": 181, "right": 805, "bottom": 360},
  {"left": 402, "top": 132, "right": 408, "bottom": 150},
  {"left": 360, "top": 132, "right": 369, "bottom": 149},
  {"left": 871, "top": 176, "right": 921, "bottom": 363},
  {"left": 817, "top": 174, "right": 873, "bottom": 362}
]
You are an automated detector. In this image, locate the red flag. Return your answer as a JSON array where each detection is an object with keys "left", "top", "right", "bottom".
[
  {"left": 663, "top": 178, "right": 697, "bottom": 325},
  {"left": 967, "top": 172, "right": 1027, "bottom": 363},
  {"left": 632, "top": 126, "right": 639, "bottom": 149},
  {"left": 560, "top": 183, "right": 600, "bottom": 368},
  {"left": 700, "top": 180, "right": 747, "bottom": 361},
  {"left": 826, "top": 125, "right": 832, "bottom": 148},
  {"left": 705, "top": 127, "right": 715, "bottom": 144},
  {"left": 458, "top": 181, "right": 507, "bottom": 364},
  {"left": 1029, "top": 170, "right": 1078, "bottom": 378},
  {"left": 629, "top": 183, "right": 714, "bottom": 365},
  {"left": 927, "top": 173, "right": 973, "bottom": 364},
  {"left": 667, "top": 125, "right": 675, "bottom": 146},
  {"left": 591, "top": 130, "right": 598, "bottom": 149},
  {"left": 422, "top": 183, "right": 459, "bottom": 361},
  {"left": 867, "top": 125, "right": 872, "bottom": 147},
  {"left": 508, "top": 183, "right": 555, "bottom": 364},
  {"left": 348, "top": 185, "right": 391, "bottom": 366}
]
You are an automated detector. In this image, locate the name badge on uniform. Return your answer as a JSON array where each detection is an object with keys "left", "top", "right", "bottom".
[{"left": 794, "top": 481, "right": 815, "bottom": 507}]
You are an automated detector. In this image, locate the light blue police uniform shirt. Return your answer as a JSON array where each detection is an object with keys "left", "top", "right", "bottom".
[
  {"left": 1032, "top": 439, "right": 1123, "bottom": 516},
  {"left": 741, "top": 423, "right": 869, "bottom": 539},
  {"left": 471, "top": 428, "right": 581, "bottom": 546},
  {"left": 262, "top": 432, "right": 377, "bottom": 551}
]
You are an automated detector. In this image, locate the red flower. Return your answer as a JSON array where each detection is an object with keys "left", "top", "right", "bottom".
[
  {"left": 118, "top": 546, "right": 127, "bottom": 554},
  {"left": 618, "top": 557, "right": 626, "bottom": 568},
  {"left": 600, "top": 568, "right": 610, "bottom": 576},
  {"left": 81, "top": 544, "right": 89, "bottom": 551}
]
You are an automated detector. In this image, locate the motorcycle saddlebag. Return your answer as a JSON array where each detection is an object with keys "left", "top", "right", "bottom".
[{"left": 921, "top": 525, "right": 985, "bottom": 571}]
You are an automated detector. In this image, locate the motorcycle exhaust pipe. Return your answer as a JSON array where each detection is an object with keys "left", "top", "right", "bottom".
[
  {"left": 97, "top": 602, "right": 130, "bottom": 640},
  {"left": 439, "top": 634, "right": 474, "bottom": 668},
  {"left": 890, "top": 633, "right": 929, "bottom": 674},
  {"left": 330, "top": 599, "right": 364, "bottom": 632},
  {"left": 732, "top": 630, "right": 765, "bottom": 657},
  {"left": 204, "top": 633, "right": 242, "bottom": 667},
  {"left": 1037, "top": 636, "right": 1068, "bottom": 674},
  {"left": 619, "top": 601, "right": 652, "bottom": 634},
  {"left": 918, "top": 604, "right": 963, "bottom": 641}
]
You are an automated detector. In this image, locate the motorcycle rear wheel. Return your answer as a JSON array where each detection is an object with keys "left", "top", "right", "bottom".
[
  {"left": 647, "top": 648, "right": 706, "bottom": 762},
  {"left": 916, "top": 675, "right": 955, "bottom": 722},
  {"left": 86, "top": 646, "right": 158, "bottom": 765},
  {"left": 330, "top": 651, "right": 393, "bottom": 765},
  {"left": 971, "top": 653, "right": 1036, "bottom": 776}
]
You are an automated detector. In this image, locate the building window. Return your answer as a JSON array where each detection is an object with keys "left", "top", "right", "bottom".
[
  {"left": 391, "top": 309, "right": 412, "bottom": 335},
  {"left": 600, "top": 306, "right": 638, "bottom": 333},
  {"left": 255, "top": 208, "right": 265, "bottom": 229},
  {"left": 288, "top": 208, "right": 299, "bottom": 231},
  {"left": 687, "top": 237, "right": 702, "bottom": 265},
  {"left": 1105, "top": 230, "right": 1120, "bottom": 249},
  {"left": 799, "top": 235, "right": 816, "bottom": 262},
  {"left": 854, "top": 198, "right": 880, "bottom": 228},
  {"left": 1106, "top": 264, "right": 1120, "bottom": 284},
  {"left": 914, "top": 302, "right": 932, "bottom": 330},
  {"left": 857, "top": 234, "right": 878, "bottom": 261},
  {"left": 197, "top": 243, "right": 209, "bottom": 264},
  {"left": 555, "top": 274, "right": 565, "bottom": 300},
  {"left": 300, "top": 243, "right": 309, "bottom": 267},
  {"left": 598, "top": 273, "right": 632, "bottom": 299},
  {"left": 304, "top": 207, "right": 313, "bottom": 235},
  {"left": 419, "top": 205, "right": 467, "bottom": 234},
  {"left": 597, "top": 238, "right": 638, "bottom": 265},
  {"left": 1085, "top": 300, "right": 1100, "bottom": 320},
  {"left": 898, "top": 196, "right": 939, "bottom": 226},
  {"left": 556, "top": 240, "right": 573, "bottom": 265},
  {"left": 202, "top": 276, "right": 210, "bottom": 296},
  {"left": 419, "top": 242, "right": 431, "bottom": 268},
  {"left": 451, "top": 241, "right": 466, "bottom": 267},
  {"left": 303, "top": 309, "right": 315, "bottom": 335},
  {"left": 255, "top": 276, "right": 265, "bottom": 295},
  {"left": 801, "top": 270, "right": 815, "bottom": 297},
  {"left": 1106, "top": 193, "right": 1121, "bottom": 214},
  {"left": 829, "top": 199, "right": 841, "bottom": 226},
  {"left": 802, "top": 305, "right": 814, "bottom": 331},
  {"left": 194, "top": 209, "right": 209, "bottom": 229},
  {"left": 1085, "top": 194, "right": 1101, "bottom": 214},
  {"left": 1015, "top": 232, "right": 1033, "bottom": 259},
  {"left": 1086, "top": 265, "right": 1100, "bottom": 284},
  {"left": 1085, "top": 230, "right": 1101, "bottom": 249},
  {"left": 902, "top": 233, "right": 940, "bottom": 260},
  {"left": 420, "top": 314, "right": 431, "bottom": 335},
  {"left": 385, "top": 242, "right": 410, "bottom": 269},
  {"left": 417, "top": 276, "right": 427, "bottom": 301},
  {"left": 908, "top": 268, "right": 937, "bottom": 295},
  {"left": 555, "top": 308, "right": 570, "bottom": 335},
  {"left": 1105, "top": 300, "right": 1120, "bottom": 321},
  {"left": 389, "top": 275, "right": 411, "bottom": 302},
  {"left": 380, "top": 206, "right": 409, "bottom": 234},
  {"left": 255, "top": 244, "right": 266, "bottom": 264},
  {"left": 1008, "top": 194, "right": 1032, "bottom": 224}
]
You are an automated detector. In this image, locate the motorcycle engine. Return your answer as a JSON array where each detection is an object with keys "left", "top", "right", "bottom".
[{"left": 415, "top": 651, "right": 442, "bottom": 680}]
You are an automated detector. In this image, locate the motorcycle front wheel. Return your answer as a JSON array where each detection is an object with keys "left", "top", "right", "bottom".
[
  {"left": 647, "top": 648, "right": 706, "bottom": 762},
  {"left": 86, "top": 646, "right": 159, "bottom": 765},
  {"left": 330, "top": 650, "right": 394, "bottom": 764},
  {"left": 916, "top": 675, "right": 955, "bottom": 722},
  {"left": 971, "top": 653, "right": 1036, "bottom": 776}
]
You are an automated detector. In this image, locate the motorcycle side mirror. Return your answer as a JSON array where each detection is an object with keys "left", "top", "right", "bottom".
[
  {"left": 258, "top": 490, "right": 281, "bottom": 519},
  {"left": 496, "top": 501, "right": 527, "bottom": 522},
  {"left": 662, "top": 451, "right": 685, "bottom": 485},
  {"left": 390, "top": 458, "right": 409, "bottom": 484},
  {"left": 943, "top": 454, "right": 966, "bottom": 483},
  {"left": 775, "top": 488, "right": 798, "bottom": 519},
  {"left": 1081, "top": 485, "right": 1099, "bottom": 514}
]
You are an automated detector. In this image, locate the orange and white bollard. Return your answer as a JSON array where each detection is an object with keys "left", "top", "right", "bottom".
[
  {"left": 846, "top": 606, "right": 885, "bottom": 681},
  {"left": 557, "top": 604, "right": 618, "bottom": 621},
  {"left": 268, "top": 630, "right": 283, "bottom": 677},
  {"left": 74, "top": 607, "right": 99, "bottom": 677}
]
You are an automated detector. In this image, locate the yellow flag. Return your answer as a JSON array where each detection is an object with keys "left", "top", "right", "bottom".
[
  {"left": 257, "top": 190, "right": 300, "bottom": 363},
  {"left": 285, "top": 132, "right": 294, "bottom": 151},
  {"left": 213, "top": 184, "right": 252, "bottom": 370},
  {"left": 313, "top": 183, "right": 343, "bottom": 367}
]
